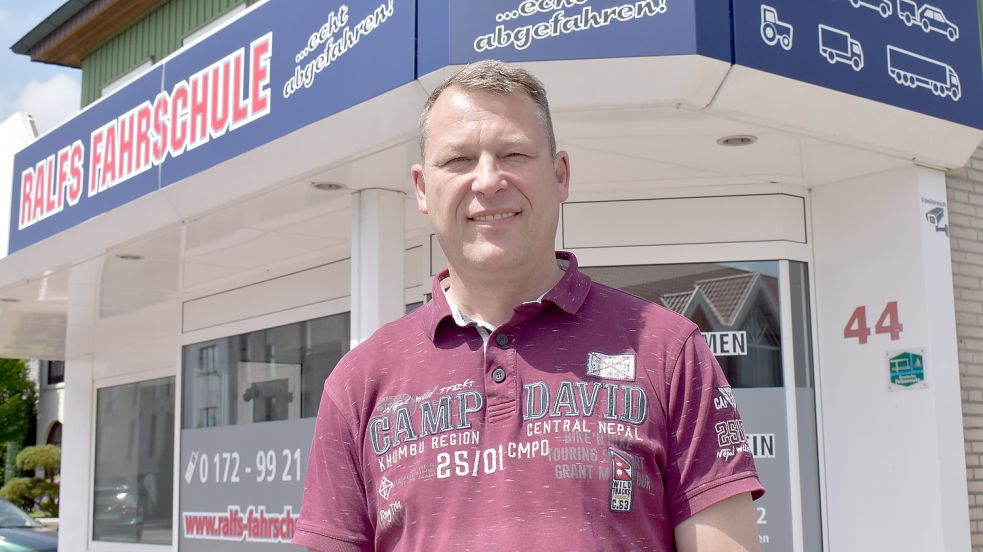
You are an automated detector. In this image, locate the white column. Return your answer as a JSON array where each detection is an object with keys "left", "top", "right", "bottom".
[
  {"left": 57, "top": 259, "right": 99, "bottom": 551},
  {"left": 812, "top": 165, "right": 969, "bottom": 551},
  {"left": 350, "top": 188, "right": 405, "bottom": 345}
]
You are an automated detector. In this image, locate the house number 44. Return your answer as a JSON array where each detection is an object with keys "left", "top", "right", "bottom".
[{"left": 843, "top": 301, "right": 903, "bottom": 344}]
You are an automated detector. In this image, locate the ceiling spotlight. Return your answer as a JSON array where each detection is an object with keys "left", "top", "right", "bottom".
[
  {"left": 717, "top": 135, "right": 758, "bottom": 147},
  {"left": 115, "top": 253, "right": 144, "bottom": 261},
  {"left": 310, "top": 181, "right": 345, "bottom": 191},
  {"left": 0, "top": 298, "right": 20, "bottom": 303}
]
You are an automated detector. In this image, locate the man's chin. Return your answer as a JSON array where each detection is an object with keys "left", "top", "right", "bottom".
[{"left": 459, "top": 245, "right": 524, "bottom": 271}]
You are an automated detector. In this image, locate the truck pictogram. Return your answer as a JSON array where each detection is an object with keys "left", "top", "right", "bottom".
[
  {"left": 760, "top": 5, "right": 793, "bottom": 50},
  {"left": 898, "top": 1, "right": 958, "bottom": 41},
  {"left": 849, "top": 0, "right": 893, "bottom": 18},
  {"left": 818, "top": 25, "right": 864, "bottom": 71},
  {"left": 887, "top": 45, "right": 961, "bottom": 101}
]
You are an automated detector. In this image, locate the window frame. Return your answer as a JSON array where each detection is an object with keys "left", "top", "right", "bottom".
[{"left": 88, "top": 369, "right": 177, "bottom": 552}]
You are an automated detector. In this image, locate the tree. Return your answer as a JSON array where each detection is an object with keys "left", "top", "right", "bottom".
[
  {"left": 0, "top": 445, "right": 60, "bottom": 516},
  {"left": 0, "top": 359, "right": 36, "bottom": 475}
]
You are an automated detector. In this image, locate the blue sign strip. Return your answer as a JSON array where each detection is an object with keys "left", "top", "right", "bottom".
[
  {"left": 8, "top": 0, "right": 415, "bottom": 254},
  {"left": 419, "top": 0, "right": 701, "bottom": 75},
  {"left": 9, "top": 0, "right": 983, "bottom": 253},
  {"left": 732, "top": 0, "right": 983, "bottom": 127}
]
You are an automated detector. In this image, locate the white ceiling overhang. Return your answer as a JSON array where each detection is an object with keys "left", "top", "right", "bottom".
[{"left": 0, "top": 54, "right": 978, "bottom": 358}]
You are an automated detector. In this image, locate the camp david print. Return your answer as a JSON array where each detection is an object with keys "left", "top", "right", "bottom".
[
  {"left": 360, "top": 374, "right": 755, "bottom": 532},
  {"left": 363, "top": 375, "right": 658, "bottom": 522},
  {"left": 609, "top": 448, "right": 635, "bottom": 512}
]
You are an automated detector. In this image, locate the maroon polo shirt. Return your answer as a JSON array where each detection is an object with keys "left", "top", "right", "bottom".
[{"left": 294, "top": 252, "right": 763, "bottom": 551}]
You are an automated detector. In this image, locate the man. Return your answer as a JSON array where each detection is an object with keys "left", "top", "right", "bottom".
[{"left": 294, "top": 60, "right": 763, "bottom": 551}]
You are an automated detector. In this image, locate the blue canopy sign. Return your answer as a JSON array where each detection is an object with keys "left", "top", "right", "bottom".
[
  {"left": 733, "top": 0, "right": 983, "bottom": 128},
  {"left": 9, "top": 0, "right": 415, "bottom": 254}
]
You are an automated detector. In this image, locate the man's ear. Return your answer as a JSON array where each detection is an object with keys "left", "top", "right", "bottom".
[
  {"left": 554, "top": 150, "right": 570, "bottom": 203},
  {"left": 411, "top": 163, "right": 428, "bottom": 214}
]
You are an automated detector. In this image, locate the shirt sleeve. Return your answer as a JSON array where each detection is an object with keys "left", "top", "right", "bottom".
[
  {"left": 292, "top": 387, "right": 374, "bottom": 551},
  {"left": 664, "top": 329, "right": 765, "bottom": 527}
]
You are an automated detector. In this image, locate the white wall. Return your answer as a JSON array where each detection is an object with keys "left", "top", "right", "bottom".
[
  {"left": 59, "top": 252, "right": 181, "bottom": 551},
  {"left": 812, "top": 166, "right": 969, "bottom": 550},
  {"left": 0, "top": 113, "right": 37, "bottom": 259}
]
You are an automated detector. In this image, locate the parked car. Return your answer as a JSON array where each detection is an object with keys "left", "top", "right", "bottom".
[
  {"left": 92, "top": 480, "right": 143, "bottom": 542},
  {"left": 0, "top": 498, "right": 57, "bottom": 551}
]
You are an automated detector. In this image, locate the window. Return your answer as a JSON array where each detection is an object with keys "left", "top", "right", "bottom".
[
  {"left": 182, "top": 312, "right": 350, "bottom": 429},
  {"left": 182, "top": 5, "right": 246, "bottom": 46},
  {"left": 582, "top": 261, "right": 784, "bottom": 387},
  {"left": 198, "top": 345, "right": 218, "bottom": 374},
  {"left": 101, "top": 59, "right": 154, "bottom": 97},
  {"left": 93, "top": 377, "right": 174, "bottom": 545},
  {"left": 45, "top": 361, "right": 64, "bottom": 385},
  {"left": 46, "top": 422, "right": 62, "bottom": 447}
]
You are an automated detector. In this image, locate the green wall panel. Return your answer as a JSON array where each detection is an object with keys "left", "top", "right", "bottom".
[{"left": 81, "top": 0, "right": 249, "bottom": 106}]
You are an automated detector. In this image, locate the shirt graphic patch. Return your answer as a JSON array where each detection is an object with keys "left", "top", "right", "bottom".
[
  {"left": 714, "top": 386, "right": 737, "bottom": 411},
  {"left": 379, "top": 476, "right": 394, "bottom": 500},
  {"left": 608, "top": 448, "right": 634, "bottom": 512},
  {"left": 587, "top": 352, "right": 636, "bottom": 381}
]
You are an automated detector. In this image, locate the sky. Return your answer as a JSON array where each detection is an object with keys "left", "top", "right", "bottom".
[{"left": 0, "top": 0, "right": 81, "bottom": 135}]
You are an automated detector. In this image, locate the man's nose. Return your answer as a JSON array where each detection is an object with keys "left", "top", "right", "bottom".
[{"left": 472, "top": 154, "right": 508, "bottom": 196}]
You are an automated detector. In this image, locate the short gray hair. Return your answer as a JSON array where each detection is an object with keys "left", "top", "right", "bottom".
[{"left": 419, "top": 60, "right": 557, "bottom": 160}]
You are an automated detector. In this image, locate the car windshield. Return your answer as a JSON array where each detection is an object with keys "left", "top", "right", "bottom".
[{"left": 0, "top": 499, "right": 41, "bottom": 528}]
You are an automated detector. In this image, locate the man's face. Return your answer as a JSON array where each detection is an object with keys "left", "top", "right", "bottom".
[{"left": 412, "top": 87, "right": 570, "bottom": 274}]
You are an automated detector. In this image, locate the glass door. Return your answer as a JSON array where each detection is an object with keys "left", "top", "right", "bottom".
[{"left": 582, "top": 260, "right": 821, "bottom": 552}]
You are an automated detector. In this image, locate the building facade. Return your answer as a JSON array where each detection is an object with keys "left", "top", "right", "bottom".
[{"left": 3, "top": 0, "right": 983, "bottom": 550}]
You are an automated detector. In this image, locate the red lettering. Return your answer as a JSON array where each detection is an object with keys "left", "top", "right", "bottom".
[
  {"left": 102, "top": 123, "right": 118, "bottom": 189},
  {"left": 66, "top": 141, "right": 84, "bottom": 206},
  {"left": 209, "top": 61, "right": 231, "bottom": 137},
  {"left": 32, "top": 157, "right": 51, "bottom": 223},
  {"left": 117, "top": 113, "right": 135, "bottom": 179},
  {"left": 189, "top": 71, "right": 209, "bottom": 147},
  {"left": 19, "top": 168, "right": 35, "bottom": 228},
  {"left": 135, "top": 104, "right": 152, "bottom": 171},
  {"left": 54, "top": 146, "right": 71, "bottom": 214},
  {"left": 151, "top": 93, "right": 170, "bottom": 164},
  {"left": 88, "top": 128, "right": 104, "bottom": 196},
  {"left": 249, "top": 34, "right": 272, "bottom": 116},
  {"left": 230, "top": 52, "right": 250, "bottom": 127},
  {"left": 170, "top": 83, "right": 189, "bottom": 155}
]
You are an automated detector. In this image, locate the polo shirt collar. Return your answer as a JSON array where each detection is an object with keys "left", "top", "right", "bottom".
[{"left": 423, "top": 251, "right": 592, "bottom": 341}]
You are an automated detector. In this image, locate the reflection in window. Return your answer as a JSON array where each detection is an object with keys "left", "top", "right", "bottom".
[
  {"left": 198, "top": 345, "right": 217, "bottom": 373},
  {"left": 583, "top": 262, "right": 783, "bottom": 387},
  {"left": 182, "top": 312, "right": 350, "bottom": 429},
  {"left": 45, "top": 361, "right": 64, "bottom": 385},
  {"left": 93, "top": 377, "right": 174, "bottom": 544},
  {"left": 46, "top": 422, "right": 62, "bottom": 446}
]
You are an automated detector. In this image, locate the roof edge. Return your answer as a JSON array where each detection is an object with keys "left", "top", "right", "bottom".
[{"left": 10, "top": 0, "right": 94, "bottom": 56}]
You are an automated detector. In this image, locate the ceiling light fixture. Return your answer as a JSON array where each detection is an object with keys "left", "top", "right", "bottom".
[
  {"left": 310, "top": 181, "right": 345, "bottom": 191},
  {"left": 115, "top": 253, "right": 144, "bottom": 261},
  {"left": 716, "top": 135, "right": 758, "bottom": 147}
]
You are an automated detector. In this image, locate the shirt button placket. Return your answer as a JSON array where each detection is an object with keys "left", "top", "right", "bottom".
[
  {"left": 491, "top": 367, "right": 507, "bottom": 383},
  {"left": 485, "top": 331, "right": 517, "bottom": 422}
]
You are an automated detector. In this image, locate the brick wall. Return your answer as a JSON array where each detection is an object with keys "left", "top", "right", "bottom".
[{"left": 947, "top": 145, "right": 983, "bottom": 551}]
